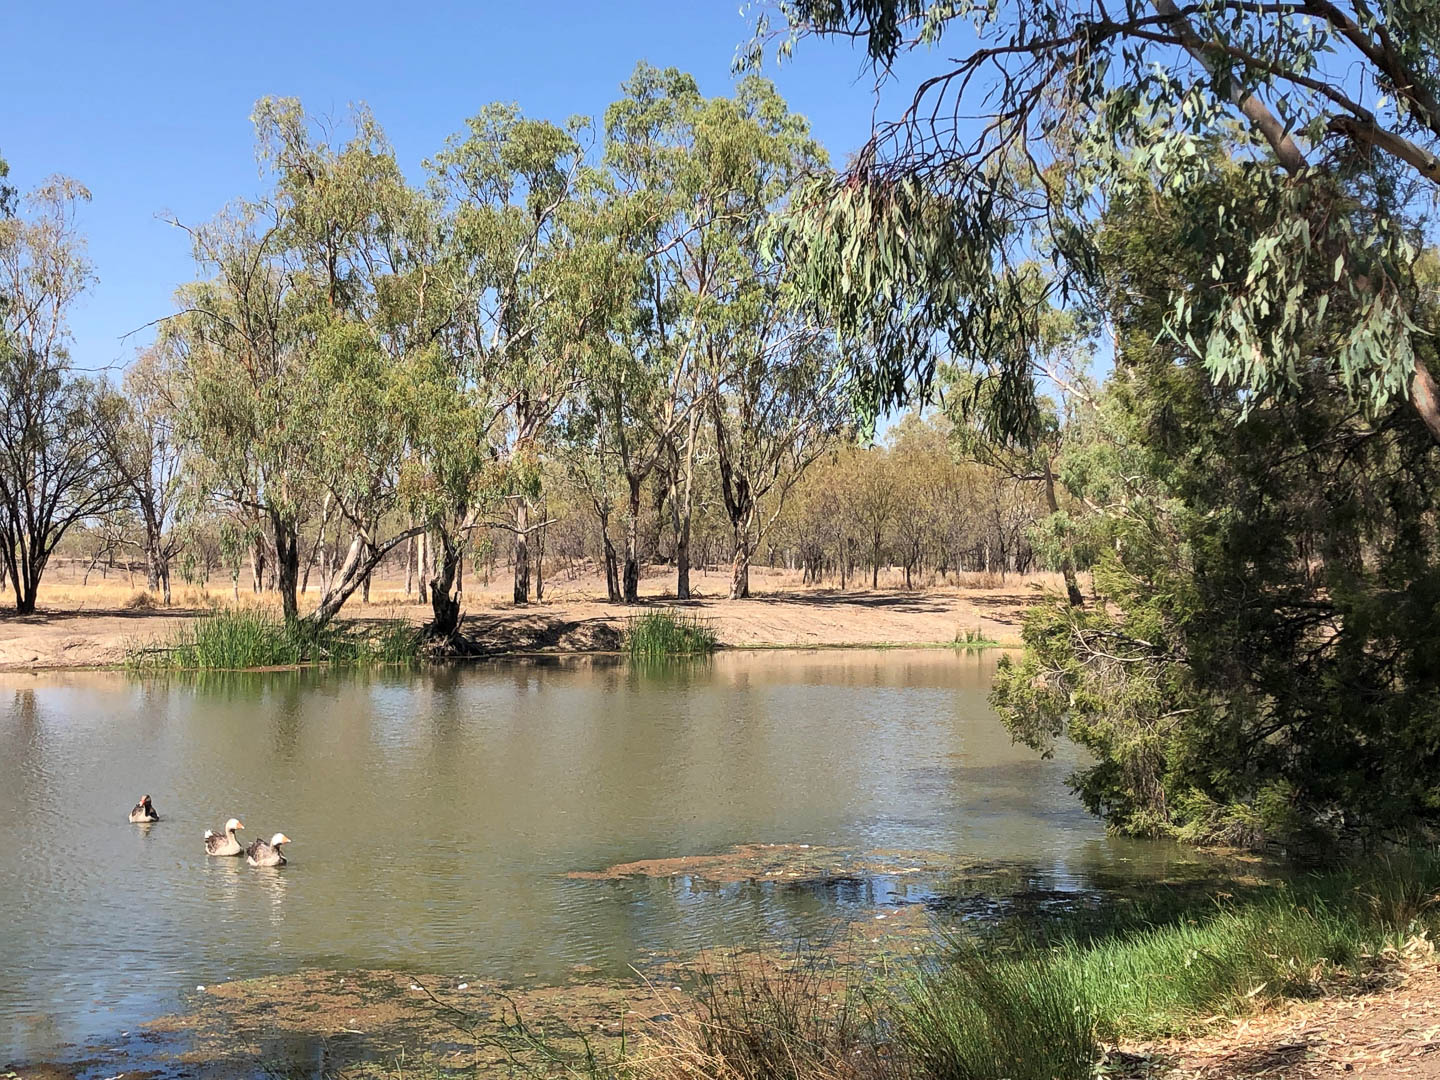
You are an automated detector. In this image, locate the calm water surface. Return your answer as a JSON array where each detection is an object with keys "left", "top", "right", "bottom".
[{"left": 2, "top": 650, "right": 1193, "bottom": 1060}]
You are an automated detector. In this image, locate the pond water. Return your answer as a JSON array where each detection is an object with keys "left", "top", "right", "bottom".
[{"left": 1, "top": 650, "right": 1199, "bottom": 1062}]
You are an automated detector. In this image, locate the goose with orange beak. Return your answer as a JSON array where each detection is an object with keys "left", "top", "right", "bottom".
[
  {"left": 245, "top": 833, "right": 291, "bottom": 867},
  {"left": 128, "top": 794, "right": 159, "bottom": 823},
  {"left": 203, "top": 818, "right": 245, "bottom": 856}
]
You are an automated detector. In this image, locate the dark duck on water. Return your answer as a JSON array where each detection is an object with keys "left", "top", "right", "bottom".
[
  {"left": 246, "top": 833, "right": 291, "bottom": 867},
  {"left": 128, "top": 794, "right": 159, "bottom": 823}
]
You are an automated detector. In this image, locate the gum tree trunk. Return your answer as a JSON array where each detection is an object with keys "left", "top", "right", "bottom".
[
  {"left": 729, "top": 528, "right": 752, "bottom": 600},
  {"left": 513, "top": 500, "right": 530, "bottom": 605},
  {"left": 426, "top": 531, "right": 462, "bottom": 641},
  {"left": 623, "top": 475, "right": 642, "bottom": 603},
  {"left": 271, "top": 514, "right": 301, "bottom": 623},
  {"left": 595, "top": 501, "right": 621, "bottom": 603},
  {"left": 533, "top": 514, "right": 546, "bottom": 602},
  {"left": 1042, "top": 456, "right": 1085, "bottom": 607}
]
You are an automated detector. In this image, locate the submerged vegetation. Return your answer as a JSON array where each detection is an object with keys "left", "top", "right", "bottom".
[
  {"left": 125, "top": 608, "right": 421, "bottom": 671},
  {"left": 624, "top": 608, "right": 718, "bottom": 660}
]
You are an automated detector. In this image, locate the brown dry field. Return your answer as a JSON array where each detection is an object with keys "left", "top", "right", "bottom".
[{"left": 0, "top": 560, "right": 1060, "bottom": 670}]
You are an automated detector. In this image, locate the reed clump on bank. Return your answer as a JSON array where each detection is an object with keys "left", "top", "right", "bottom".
[
  {"left": 951, "top": 626, "right": 999, "bottom": 650},
  {"left": 624, "top": 608, "right": 718, "bottom": 660},
  {"left": 125, "top": 608, "right": 422, "bottom": 670}
]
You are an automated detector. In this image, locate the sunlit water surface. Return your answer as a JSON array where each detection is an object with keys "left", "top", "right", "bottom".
[{"left": 1, "top": 650, "right": 1199, "bottom": 1059}]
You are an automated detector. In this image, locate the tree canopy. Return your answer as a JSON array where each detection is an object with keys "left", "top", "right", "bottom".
[{"left": 749, "top": 0, "right": 1440, "bottom": 440}]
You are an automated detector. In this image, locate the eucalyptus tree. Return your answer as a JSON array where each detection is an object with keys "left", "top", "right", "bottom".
[
  {"left": 597, "top": 64, "right": 715, "bottom": 602},
  {"left": 400, "top": 336, "right": 505, "bottom": 640},
  {"left": 172, "top": 100, "right": 435, "bottom": 626},
  {"left": 255, "top": 101, "right": 462, "bottom": 628},
  {"left": 600, "top": 65, "right": 842, "bottom": 600},
  {"left": 98, "top": 344, "right": 186, "bottom": 603},
  {"left": 710, "top": 317, "right": 852, "bottom": 597},
  {"left": 696, "top": 89, "right": 849, "bottom": 595},
  {"left": 0, "top": 176, "right": 123, "bottom": 613},
  {"left": 751, "top": 0, "right": 1440, "bottom": 443},
  {"left": 428, "top": 105, "right": 619, "bottom": 607},
  {"left": 168, "top": 191, "right": 322, "bottom": 622},
  {"left": 0, "top": 152, "right": 14, "bottom": 218},
  {"left": 676, "top": 75, "right": 849, "bottom": 599}
]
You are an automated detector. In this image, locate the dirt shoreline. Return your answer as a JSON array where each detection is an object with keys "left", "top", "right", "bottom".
[{"left": 0, "top": 567, "right": 1046, "bottom": 672}]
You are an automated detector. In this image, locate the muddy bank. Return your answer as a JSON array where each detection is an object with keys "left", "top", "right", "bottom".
[
  {"left": 10, "top": 919, "right": 936, "bottom": 1079},
  {"left": 17, "top": 957, "right": 1440, "bottom": 1080}
]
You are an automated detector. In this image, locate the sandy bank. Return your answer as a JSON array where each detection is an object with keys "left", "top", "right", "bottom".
[{"left": 0, "top": 566, "right": 1047, "bottom": 671}]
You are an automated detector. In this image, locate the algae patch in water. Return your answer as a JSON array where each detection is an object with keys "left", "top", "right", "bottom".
[
  {"left": 143, "top": 968, "right": 647, "bottom": 1074},
  {"left": 566, "top": 842, "right": 956, "bottom": 885}
]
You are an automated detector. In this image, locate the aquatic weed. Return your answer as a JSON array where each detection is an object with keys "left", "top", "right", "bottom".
[
  {"left": 624, "top": 608, "right": 718, "bottom": 661},
  {"left": 124, "top": 609, "right": 423, "bottom": 671}
]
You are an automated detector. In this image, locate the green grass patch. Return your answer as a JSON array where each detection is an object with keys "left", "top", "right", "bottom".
[
  {"left": 125, "top": 608, "right": 422, "bottom": 671},
  {"left": 1057, "top": 895, "right": 1378, "bottom": 1040},
  {"left": 898, "top": 949, "right": 1098, "bottom": 1080},
  {"left": 950, "top": 625, "right": 1003, "bottom": 651},
  {"left": 894, "top": 856, "right": 1440, "bottom": 1078},
  {"left": 624, "top": 607, "right": 718, "bottom": 660}
]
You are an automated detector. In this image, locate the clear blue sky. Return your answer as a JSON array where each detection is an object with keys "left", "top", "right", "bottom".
[{"left": 4, "top": 1, "right": 932, "bottom": 377}]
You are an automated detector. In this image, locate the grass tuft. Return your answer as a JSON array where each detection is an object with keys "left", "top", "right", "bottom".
[
  {"left": 654, "top": 950, "right": 882, "bottom": 1080},
  {"left": 625, "top": 608, "right": 718, "bottom": 661},
  {"left": 952, "top": 625, "right": 999, "bottom": 649},
  {"left": 898, "top": 948, "right": 1097, "bottom": 1080},
  {"left": 125, "top": 608, "right": 422, "bottom": 671},
  {"left": 1056, "top": 894, "right": 1376, "bottom": 1041}
]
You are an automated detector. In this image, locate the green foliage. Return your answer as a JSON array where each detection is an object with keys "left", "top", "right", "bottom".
[
  {"left": 900, "top": 858, "right": 1440, "bottom": 1075},
  {"left": 623, "top": 608, "right": 718, "bottom": 659},
  {"left": 169, "top": 99, "right": 453, "bottom": 625},
  {"left": 126, "top": 609, "right": 421, "bottom": 670},
  {"left": 992, "top": 170, "right": 1440, "bottom": 849},
  {"left": 754, "top": 0, "right": 1440, "bottom": 435},
  {"left": 0, "top": 151, "right": 14, "bottom": 217},
  {"left": 1058, "top": 899, "right": 1370, "bottom": 1040}
]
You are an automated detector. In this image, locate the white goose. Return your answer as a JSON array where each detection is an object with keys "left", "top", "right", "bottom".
[{"left": 203, "top": 818, "right": 245, "bottom": 856}]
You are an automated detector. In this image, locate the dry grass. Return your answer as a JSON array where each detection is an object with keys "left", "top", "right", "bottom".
[
  {"left": 32, "top": 558, "right": 1077, "bottom": 609},
  {"left": 1122, "top": 940, "right": 1440, "bottom": 1080},
  {"left": 660, "top": 953, "right": 887, "bottom": 1080}
]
